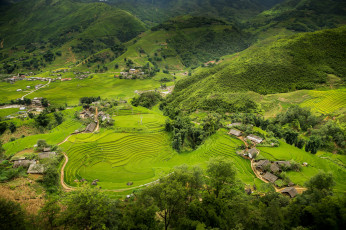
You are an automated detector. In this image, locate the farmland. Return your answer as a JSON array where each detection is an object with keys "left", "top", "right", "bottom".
[
  {"left": 3, "top": 108, "right": 84, "bottom": 156},
  {"left": 61, "top": 106, "right": 262, "bottom": 190},
  {"left": 0, "top": 75, "right": 173, "bottom": 105},
  {"left": 258, "top": 141, "right": 346, "bottom": 193}
]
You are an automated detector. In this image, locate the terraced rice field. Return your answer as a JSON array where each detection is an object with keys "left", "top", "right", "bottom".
[
  {"left": 301, "top": 88, "right": 346, "bottom": 114},
  {"left": 62, "top": 107, "right": 261, "bottom": 190},
  {"left": 258, "top": 141, "right": 346, "bottom": 193}
]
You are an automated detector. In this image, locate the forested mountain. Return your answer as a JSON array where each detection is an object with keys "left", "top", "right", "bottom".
[
  {"left": 251, "top": 0, "right": 346, "bottom": 32},
  {"left": 164, "top": 26, "right": 346, "bottom": 114},
  {"left": 79, "top": 0, "right": 285, "bottom": 24}
]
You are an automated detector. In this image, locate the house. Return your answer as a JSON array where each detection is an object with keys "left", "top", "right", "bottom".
[
  {"left": 27, "top": 163, "right": 45, "bottom": 174},
  {"left": 275, "top": 161, "right": 291, "bottom": 168},
  {"left": 80, "top": 110, "right": 93, "bottom": 119},
  {"left": 247, "top": 148, "right": 259, "bottom": 159},
  {"left": 262, "top": 172, "right": 278, "bottom": 183},
  {"left": 227, "top": 122, "right": 242, "bottom": 128},
  {"left": 27, "top": 86, "right": 31, "bottom": 89},
  {"left": 281, "top": 187, "right": 298, "bottom": 198},
  {"left": 19, "top": 107, "right": 26, "bottom": 110},
  {"left": 38, "top": 152, "right": 56, "bottom": 159},
  {"left": 16, "top": 89, "right": 22, "bottom": 92},
  {"left": 255, "top": 159, "right": 270, "bottom": 170},
  {"left": 229, "top": 129, "right": 242, "bottom": 137},
  {"left": 13, "top": 160, "right": 36, "bottom": 168},
  {"left": 85, "top": 122, "right": 97, "bottom": 133},
  {"left": 43, "top": 147, "right": 51, "bottom": 152},
  {"left": 129, "top": 69, "right": 138, "bottom": 74},
  {"left": 246, "top": 134, "right": 263, "bottom": 144},
  {"left": 270, "top": 163, "right": 280, "bottom": 173},
  {"left": 32, "top": 97, "right": 43, "bottom": 106}
]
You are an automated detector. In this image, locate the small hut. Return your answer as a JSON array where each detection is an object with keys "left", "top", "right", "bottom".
[
  {"left": 229, "top": 129, "right": 242, "bottom": 137},
  {"left": 13, "top": 160, "right": 36, "bottom": 168},
  {"left": 262, "top": 172, "right": 278, "bottom": 183},
  {"left": 27, "top": 164, "right": 45, "bottom": 174},
  {"left": 281, "top": 187, "right": 298, "bottom": 198}
]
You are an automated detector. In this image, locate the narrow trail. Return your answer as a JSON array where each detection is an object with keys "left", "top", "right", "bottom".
[{"left": 21, "top": 79, "right": 51, "bottom": 100}]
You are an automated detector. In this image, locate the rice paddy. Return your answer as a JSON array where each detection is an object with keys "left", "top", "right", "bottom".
[
  {"left": 258, "top": 141, "right": 346, "bottom": 193},
  {"left": 300, "top": 88, "right": 346, "bottom": 114},
  {"left": 61, "top": 105, "right": 262, "bottom": 190}
]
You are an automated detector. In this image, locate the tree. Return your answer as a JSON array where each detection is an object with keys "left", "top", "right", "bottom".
[
  {"left": 35, "top": 112, "right": 50, "bottom": 128},
  {"left": 9, "top": 122, "right": 16, "bottom": 133},
  {"left": 59, "top": 186, "right": 120, "bottom": 229},
  {"left": 305, "top": 135, "right": 321, "bottom": 154},
  {"left": 206, "top": 157, "right": 236, "bottom": 198},
  {"left": 39, "top": 197, "right": 61, "bottom": 229},
  {"left": 41, "top": 98, "right": 49, "bottom": 107},
  {"left": 284, "top": 129, "right": 298, "bottom": 145},
  {"left": 0, "top": 122, "right": 7, "bottom": 135},
  {"left": 0, "top": 198, "right": 26, "bottom": 230},
  {"left": 54, "top": 112, "right": 63, "bottom": 125}
]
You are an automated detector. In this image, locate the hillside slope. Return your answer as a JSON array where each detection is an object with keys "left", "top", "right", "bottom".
[
  {"left": 0, "top": 0, "right": 145, "bottom": 72},
  {"left": 165, "top": 26, "right": 346, "bottom": 113}
]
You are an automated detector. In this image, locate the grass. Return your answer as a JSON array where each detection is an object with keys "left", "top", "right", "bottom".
[
  {"left": 258, "top": 141, "right": 346, "bottom": 193},
  {"left": 3, "top": 108, "right": 84, "bottom": 156},
  {"left": 61, "top": 105, "right": 261, "bottom": 190},
  {"left": 300, "top": 88, "right": 346, "bottom": 114},
  {"left": 0, "top": 75, "right": 164, "bottom": 105},
  {"left": 0, "top": 108, "right": 20, "bottom": 118}
]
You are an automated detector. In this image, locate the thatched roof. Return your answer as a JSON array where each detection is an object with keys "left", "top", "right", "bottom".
[
  {"left": 227, "top": 122, "right": 242, "bottom": 128},
  {"left": 229, "top": 129, "right": 242, "bottom": 136},
  {"left": 13, "top": 160, "right": 36, "bottom": 168},
  {"left": 38, "top": 152, "right": 56, "bottom": 159},
  {"left": 262, "top": 172, "right": 278, "bottom": 183},
  {"left": 281, "top": 187, "right": 298, "bottom": 198},
  {"left": 256, "top": 160, "right": 270, "bottom": 169},
  {"left": 270, "top": 163, "right": 280, "bottom": 173},
  {"left": 246, "top": 134, "right": 263, "bottom": 144},
  {"left": 85, "top": 122, "right": 97, "bottom": 133},
  {"left": 276, "top": 161, "right": 291, "bottom": 168},
  {"left": 27, "top": 163, "right": 45, "bottom": 174}
]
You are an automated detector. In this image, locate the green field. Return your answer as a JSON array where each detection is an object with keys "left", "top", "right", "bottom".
[
  {"left": 301, "top": 88, "right": 346, "bottom": 114},
  {"left": 61, "top": 106, "right": 262, "bottom": 190},
  {"left": 0, "top": 75, "right": 167, "bottom": 105},
  {"left": 3, "top": 108, "right": 84, "bottom": 156},
  {"left": 258, "top": 141, "right": 346, "bottom": 193},
  {"left": 0, "top": 108, "right": 20, "bottom": 118}
]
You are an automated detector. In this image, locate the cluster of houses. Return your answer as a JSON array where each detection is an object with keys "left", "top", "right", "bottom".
[
  {"left": 12, "top": 147, "right": 56, "bottom": 174},
  {"left": 120, "top": 68, "right": 145, "bottom": 79},
  {"left": 79, "top": 108, "right": 111, "bottom": 133}
]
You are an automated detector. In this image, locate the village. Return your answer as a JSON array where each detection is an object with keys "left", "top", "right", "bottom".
[{"left": 227, "top": 122, "right": 307, "bottom": 198}]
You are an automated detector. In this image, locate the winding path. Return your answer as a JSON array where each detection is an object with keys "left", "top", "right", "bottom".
[{"left": 21, "top": 79, "right": 51, "bottom": 100}]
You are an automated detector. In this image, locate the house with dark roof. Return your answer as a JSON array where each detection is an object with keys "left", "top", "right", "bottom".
[
  {"left": 262, "top": 172, "right": 278, "bottom": 183},
  {"left": 281, "top": 187, "right": 298, "bottom": 198},
  {"left": 229, "top": 129, "right": 242, "bottom": 137},
  {"left": 270, "top": 163, "right": 280, "bottom": 173},
  {"left": 247, "top": 148, "right": 259, "bottom": 159},
  {"left": 255, "top": 160, "right": 270, "bottom": 170},
  {"left": 246, "top": 134, "right": 263, "bottom": 144},
  {"left": 13, "top": 160, "right": 36, "bottom": 168},
  {"left": 275, "top": 161, "right": 291, "bottom": 168},
  {"left": 85, "top": 122, "right": 97, "bottom": 133}
]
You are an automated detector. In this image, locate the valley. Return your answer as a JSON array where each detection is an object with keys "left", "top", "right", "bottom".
[{"left": 0, "top": 0, "right": 345, "bottom": 229}]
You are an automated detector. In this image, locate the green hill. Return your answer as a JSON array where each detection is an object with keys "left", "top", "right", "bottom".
[
  {"left": 0, "top": 0, "right": 145, "bottom": 72},
  {"left": 251, "top": 0, "right": 346, "bottom": 32},
  {"left": 165, "top": 26, "right": 346, "bottom": 113}
]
